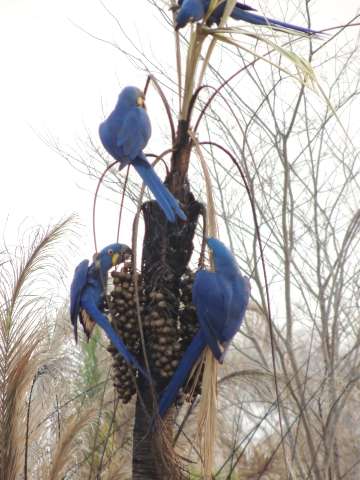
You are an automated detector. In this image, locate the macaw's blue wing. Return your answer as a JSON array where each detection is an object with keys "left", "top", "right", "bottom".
[
  {"left": 192, "top": 270, "right": 231, "bottom": 361},
  {"left": 81, "top": 295, "right": 150, "bottom": 380},
  {"left": 70, "top": 259, "right": 89, "bottom": 342},
  {"left": 221, "top": 275, "right": 250, "bottom": 340},
  {"left": 116, "top": 108, "right": 151, "bottom": 161},
  {"left": 159, "top": 331, "right": 206, "bottom": 417},
  {"left": 217, "top": 274, "right": 250, "bottom": 362},
  {"left": 132, "top": 153, "right": 187, "bottom": 223},
  {"left": 230, "top": 8, "right": 319, "bottom": 35}
]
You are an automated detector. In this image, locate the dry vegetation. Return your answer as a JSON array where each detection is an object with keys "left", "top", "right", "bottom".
[{"left": 2, "top": 1, "right": 360, "bottom": 479}]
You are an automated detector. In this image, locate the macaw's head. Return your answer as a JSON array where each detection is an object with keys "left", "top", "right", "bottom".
[
  {"left": 175, "top": 0, "right": 205, "bottom": 30},
  {"left": 118, "top": 86, "right": 146, "bottom": 110},
  {"left": 94, "top": 243, "right": 132, "bottom": 273},
  {"left": 207, "top": 237, "right": 239, "bottom": 274}
]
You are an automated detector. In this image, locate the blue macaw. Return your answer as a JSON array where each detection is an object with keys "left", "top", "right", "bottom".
[
  {"left": 175, "top": 0, "right": 318, "bottom": 35},
  {"left": 99, "top": 86, "right": 186, "bottom": 223},
  {"left": 175, "top": 0, "right": 255, "bottom": 30},
  {"left": 158, "top": 238, "right": 250, "bottom": 417},
  {"left": 70, "top": 242, "right": 149, "bottom": 377}
]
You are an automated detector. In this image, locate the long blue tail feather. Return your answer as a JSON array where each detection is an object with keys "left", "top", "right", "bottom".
[
  {"left": 83, "top": 300, "right": 150, "bottom": 380},
  {"left": 231, "top": 9, "right": 319, "bottom": 35},
  {"left": 133, "top": 155, "right": 187, "bottom": 222},
  {"left": 134, "top": 161, "right": 175, "bottom": 222}
]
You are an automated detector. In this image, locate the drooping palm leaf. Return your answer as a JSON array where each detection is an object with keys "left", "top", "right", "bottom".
[{"left": 0, "top": 217, "right": 75, "bottom": 480}]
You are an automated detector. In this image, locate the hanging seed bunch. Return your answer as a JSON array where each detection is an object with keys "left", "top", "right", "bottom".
[
  {"left": 106, "top": 257, "right": 203, "bottom": 404},
  {"left": 179, "top": 269, "right": 199, "bottom": 348},
  {"left": 107, "top": 261, "right": 144, "bottom": 404},
  {"left": 142, "top": 283, "right": 183, "bottom": 380},
  {"left": 178, "top": 269, "right": 203, "bottom": 400}
]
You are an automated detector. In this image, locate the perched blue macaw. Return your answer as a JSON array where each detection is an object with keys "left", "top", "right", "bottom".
[
  {"left": 158, "top": 238, "right": 250, "bottom": 417},
  {"left": 175, "top": 0, "right": 256, "bottom": 29},
  {"left": 99, "top": 86, "right": 186, "bottom": 223},
  {"left": 175, "top": 0, "right": 318, "bottom": 35},
  {"left": 70, "top": 243, "right": 149, "bottom": 377}
]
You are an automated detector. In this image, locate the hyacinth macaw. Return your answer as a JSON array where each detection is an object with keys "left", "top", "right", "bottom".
[
  {"left": 70, "top": 243, "right": 148, "bottom": 377},
  {"left": 175, "top": 0, "right": 318, "bottom": 36},
  {"left": 175, "top": 0, "right": 256, "bottom": 29},
  {"left": 158, "top": 237, "right": 250, "bottom": 417},
  {"left": 99, "top": 86, "right": 186, "bottom": 223}
]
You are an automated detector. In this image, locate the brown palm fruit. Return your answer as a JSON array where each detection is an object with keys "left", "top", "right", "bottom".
[
  {"left": 107, "top": 262, "right": 145, "bottom": 404},
  {"left": 142, "top": 284, "right": 183, "bottom": 380},
  {"left": 178, "top": 269, "right": 203, "bottom": 400}
]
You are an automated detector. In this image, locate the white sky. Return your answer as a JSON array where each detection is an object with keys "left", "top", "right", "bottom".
[{"left": 0, "top": 0, "right": 359, "bottom": 290}]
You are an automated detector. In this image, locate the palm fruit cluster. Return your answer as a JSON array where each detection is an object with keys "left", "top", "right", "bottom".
[
  {"left": 179, "top": 269, "right": 199, "bottom": 348},
  {"left": 107, "top": 262, "right": 202, "bottom": 405},
  {"left": 107, "top": 262, "right": 143, "bottom": 404},
  {"left": 178, "top": 269, "right": 202, "bottom": 399},
  {"left": 142, "top": 285, "right": 183, "bottom": 380}
]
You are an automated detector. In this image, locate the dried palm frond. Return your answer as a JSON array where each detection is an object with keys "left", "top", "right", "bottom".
[
  {"left": 206, "top": 28, "right": 316, "bottom": 88},
  {"left": 0, "top": 216, "right": 75, "bottom": 480},
  {"left": 0, "top": 218, "right": 76, "bottom": 480},
  {"left": 189, "top": 131, "right": 219, "bottom": 479},
  {"left": 45, "top": 408, "right": 97, "bottom": 480}
]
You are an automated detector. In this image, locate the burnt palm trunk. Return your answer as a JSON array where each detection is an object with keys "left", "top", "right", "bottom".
[
  {"left": 131, "top": 123, "right": 202, "bottom": 479},
  {"left": 132, "top": 378, "right": 178, "bottom": 479}
]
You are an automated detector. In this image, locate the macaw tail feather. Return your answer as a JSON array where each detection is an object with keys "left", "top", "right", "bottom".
[
  {"left": 133, "top": 154, "right": 187, "bottom": 223},
  {"left": 83, "top": 300, "right": 150, "bottom": 380},
  {"left": 158, "top": 331, "right": 206, "bottom": 417},
  {"left": 231, "top": 9, "right": 319, "bottom": 35}
]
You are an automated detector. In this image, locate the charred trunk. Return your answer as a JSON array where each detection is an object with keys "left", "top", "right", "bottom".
[{"left": 130, "top": 125, "right": 202, "bottom": 479}]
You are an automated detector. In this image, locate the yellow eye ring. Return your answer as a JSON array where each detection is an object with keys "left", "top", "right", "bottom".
[{"left": 108, "top": 249, "right": 114, "bottom": 256}]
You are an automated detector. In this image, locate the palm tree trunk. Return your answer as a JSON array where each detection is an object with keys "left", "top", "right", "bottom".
[
  {"left": 132, "top": 380, "right": 177, "bottom": 480},
  {"left": 131, "top": 122, "right": 202, "bottom": 479}
]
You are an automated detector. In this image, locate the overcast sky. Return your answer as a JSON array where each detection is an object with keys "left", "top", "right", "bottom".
[{"left": 0, "top": 0, "right": 359, "bottom": 287}]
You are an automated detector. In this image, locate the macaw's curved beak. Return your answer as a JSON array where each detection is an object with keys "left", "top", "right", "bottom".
[
  {"left": 136, "top": 95, "right": 145, "bottom": 108},
  {"left": 112, "top": 247, "right": 132, "bottom": 266},
  {"left": 111, "top": 253, "right": 121, "bottom": 266}
]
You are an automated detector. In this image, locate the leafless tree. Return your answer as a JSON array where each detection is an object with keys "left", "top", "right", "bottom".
[{"left": 48, "top": 1, "right": 360, "bottom": 478}]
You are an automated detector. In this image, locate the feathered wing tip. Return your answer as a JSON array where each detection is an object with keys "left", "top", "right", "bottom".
[
  {"left": 197, "top": 348, "right": 218, "bottom": 479},
  {"left": 132, "top": 155, "right": 187, "bottom": 223}
]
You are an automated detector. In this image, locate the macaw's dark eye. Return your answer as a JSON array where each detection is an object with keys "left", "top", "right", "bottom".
[{"left": 107, "top": 249, "right": 114, "bottom": 256}]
